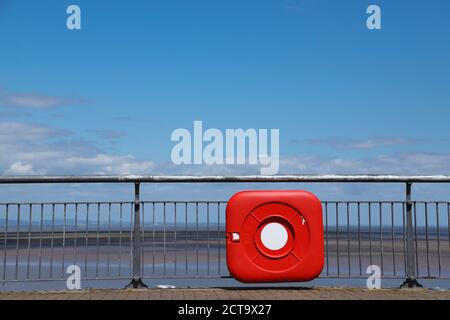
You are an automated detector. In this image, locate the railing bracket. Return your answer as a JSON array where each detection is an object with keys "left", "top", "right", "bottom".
[
  {"left": 125, "top": 278, "right": 148, "bottom": 289},
  {"left": 400, "top": 278, "right": 423, "bottom": 289}
]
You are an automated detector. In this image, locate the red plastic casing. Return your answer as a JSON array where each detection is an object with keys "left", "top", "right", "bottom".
[{"left": 226, "top": 190, "right": 324, "bottom": 283}]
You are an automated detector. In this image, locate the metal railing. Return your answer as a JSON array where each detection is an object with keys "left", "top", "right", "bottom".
[{"left": 1, "top": 175, "right": 450, "bottom": 289}]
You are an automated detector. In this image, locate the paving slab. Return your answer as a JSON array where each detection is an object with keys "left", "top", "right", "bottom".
[{"left": 0, "top": 288, "right": 449, "bottom": 300}]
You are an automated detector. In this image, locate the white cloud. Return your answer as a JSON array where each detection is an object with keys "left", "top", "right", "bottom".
[
  {"left": 145, "top": 152, "right": 450, "bottom": 177},
  {"left": 1, "top": 121, "right": 449, "bottom": 202},
  {"left": 65, "top": 154, "right": 154, "bottom": 175},
  {"left": 0, "top": 90, "right": 86, "bottom": 109},
  {"left": 305, "top": 137, "right": 431, "bottom": 149},
  {"left": 1, "top": 120, "right": 449, "bottom": 179},
  {"left": 0, "top": 121, "right": 155, "bottom": 176},
  {"left": 4, "top": 162, "right": 38, "bottom": 175},
  {"left": 278, "top": 153, "right": 450, "bottom": 175},
  {"left": 0, "top": 122, "right": 69, "bottom": 142}
]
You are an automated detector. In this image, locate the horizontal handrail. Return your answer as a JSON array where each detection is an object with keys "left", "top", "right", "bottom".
[{"left": 1, "top": 174, "right": 450, "bottom": 184}]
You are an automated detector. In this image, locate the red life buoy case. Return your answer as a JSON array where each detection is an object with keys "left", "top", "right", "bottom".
[{"left": 226, "top": 190, "right": 324, "bottom": 283}]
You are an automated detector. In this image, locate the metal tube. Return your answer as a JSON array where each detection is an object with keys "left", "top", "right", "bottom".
[
  {"left": 346, "top": 203, "right": 350, "bottom": 276},
  {"left": 50, "top": 204, "right": 55, "bottom": 279},
  {"left": 62, "top": 204, "right": 67, "bottom": 279},
  {"left": 379, "top": 203, "right": 384, "bottom": 276},
  {"left": 357, "top": 202, "right": 361, "bottom": 276},
  {"left": 133, "top": 183, "right": 141, "bottom": 280},
  {"left": 84, "top": 204, "right": 89, "bottom": 278},
  {"left": 152, "top": 202, "right": 155, "bottom": 275},
  {"left": 38, "top": 204, "right": 43, "bottom": 280},
  {"left": 325, "top": 203, "right": 329, "bottom": 275},
  {"left": 217, "top": 202, "right": 221, "bottom": 276},
  {"left": 129, "top": 203, "right": 133, "bottom": 275},
  {"left": 391, "top": 203, "right": 396, "bottom": 277},
  {"left": 413, "top": 203, "right": 419, "bottom": 276},
  {"left": 15, "top": 204, "right": 20, "bottom": 281},
  {"left": 401, "top": 182, "right": 422, "bottom": 288},
  {"left": 95, "top": 203, "right": 100, "bottom": 279},
  {"left": 196, "top": 203, "right": 199, "bottom": 276},
  {"left": 448, "top": 203, "right": 450, "bottom": 263},
  {"left": 3, "top": 205, "right": 9, "bottom": 283},
  {"left": 402, "top": 203, "right": 407, "bottom": 276},
  {"left": 125, "top": 183, "right": 147, "bottom": 288},
  {"left": 335, "top": 203, "right": 340, "bottom": 276},
  {"left": 425, "top": 203, "right": 430, "bottom": 278},
  {"left": 174, "top": 203, "right": 177, "bottom": 275},
  {"left": 118, "top": 203, "right": 123, "bottom": 277},
  {"left": 368, "top": 203, "right": 372, "bottom": 267},
  {"left": 207, "top": 203, "right": 210, "bottom": 275},
  {"left": 1, "top": 174, "right": 450, "bottom": 184},
  {"left": 163, "top": 202, "right": 166, "bottom": 276},
  {"left": 26, "top": 204, "right": 32, "bottom": 280},
  {"left": 141, "top": 203, "right": 145, "bottom": 277},
  {"left": 436, "top": 203, "right": 441, "bottom": 277},
  {"left": 107, "top": 203, "right": 111, "bottom": 277},
  {"left": 74, "top": 204, "right": 78, "bottom": 267},
  {"left": 185, "top": 203, "right": 188, "bottom": 275}
]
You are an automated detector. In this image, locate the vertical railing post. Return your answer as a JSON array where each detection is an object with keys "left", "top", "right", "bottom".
[
  {"left": 126, "top": 182, "right": 148, "bottom": 289},
  {"left": 401, "top": 182, "right": 422, "bottom": 288}
]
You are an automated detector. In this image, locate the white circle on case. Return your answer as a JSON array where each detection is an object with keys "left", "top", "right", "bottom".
[{"left": 260, "top": 222, "right": 288, "bottom": 251}]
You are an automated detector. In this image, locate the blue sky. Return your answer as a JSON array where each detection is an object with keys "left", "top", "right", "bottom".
[{"left": 1, "top": 0, "right": 450, "bottom": 201}]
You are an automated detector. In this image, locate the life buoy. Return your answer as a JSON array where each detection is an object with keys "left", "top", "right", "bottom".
[{"left": 226, "top": 190, "right": 324, "bottom": 283}]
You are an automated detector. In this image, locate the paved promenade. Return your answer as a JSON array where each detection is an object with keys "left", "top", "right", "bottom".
[{"left": 0, "top": 288, "right": 449, "bottom": 300}]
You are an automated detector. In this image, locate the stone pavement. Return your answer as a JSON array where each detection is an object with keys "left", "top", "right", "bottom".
[{"left": 0, "top": 288, "right": 449, "bottom": 300}]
